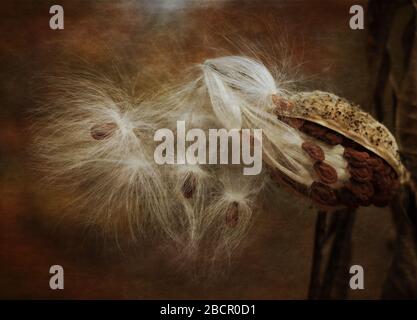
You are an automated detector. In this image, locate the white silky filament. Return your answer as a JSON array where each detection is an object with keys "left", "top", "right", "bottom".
[{"left": 32, "top": 54, "right": 348, "bottom": 275}]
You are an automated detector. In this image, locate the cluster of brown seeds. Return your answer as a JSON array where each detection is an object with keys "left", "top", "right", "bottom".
[
  {"left": 287, "top": 91, "right": 403, "bottom": 171},
  {"left": 341, "top": 144, "right": 399, "bottom": 207},
  {"left": 275, "top": 115, "right": 400, "bottom": 208}
]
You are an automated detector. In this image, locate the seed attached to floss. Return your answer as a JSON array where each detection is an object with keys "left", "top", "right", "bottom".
[
  {"left": 225, "top": 201, "right": 239, "bottom": 228},
  {"left": 314, "top": 161, "right": 338, "bottom": 184},
  {"left": 90, "top": 123, "right": 117, "bottom": 140},
  {"left": 310, "top": 181, "right": 338, "bottom": 206},
  {"left": 276, "top": 116, "right": 400, "bottom": 209},
  {"left": 302, "top": 142, "right": 325, "bottom": 161},
  {"left": 182, "top": 174, "right": 197, "bottom": 199}
]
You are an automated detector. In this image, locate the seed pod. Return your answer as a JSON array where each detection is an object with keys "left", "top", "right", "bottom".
[
  {"left": 302, "top": 142, "right": 325, "bottom": 161},
  {"left": 90, "top": 123, "right": 117, "bottom": 140},
  {"left": 225, "top": 201, "right": 239, "bottom": 228},
  {"left": 310, "top": 181, "right": 339, "bottom": 206},
  {"left": 288, "top": 91, "right": 407, "bottom": 185},
  {"left": 314, "top": 161, "right": 338, "bottom": 184},
  {"left": 267, "top": 90, "right": 408, "bottom": 208}
]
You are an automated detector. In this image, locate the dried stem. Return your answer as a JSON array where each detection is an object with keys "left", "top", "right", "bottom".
[{"left": 308, "top": 209, "right": 356, "bottom": 299}]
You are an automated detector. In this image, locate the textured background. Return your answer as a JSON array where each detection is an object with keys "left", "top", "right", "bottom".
[{"left": 1, "top": 0, "right": 413, "bottom": 299}]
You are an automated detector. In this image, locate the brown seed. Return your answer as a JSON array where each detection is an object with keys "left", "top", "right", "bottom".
[
  {"left": 226, "top": 202, "right": 239, "bottom": 227},
  {"left": 349, "top": 180, "right": 374, "bottom": 198},
  {"left": 322, "top": 131, "right": 343, "bottom": 145},
  {"left": 314, "top": 161, "right": 338, "bottom": 184},
  {"left": 372, "top": 171, "right": 391, "bottom": 192},
  {"left": 289, "top": 118, "right": 304, "bottom": 129},
  {"left": 278, "top": 116, "right": 304, "bottom": 129},
  {"left": 90, "top": 123, "right": 117, "bottom": 140},
  {"left": 367, "top": 157, "right": 385, "bottom": 172},
  {"left": 301, "top": 122, "right": 327, "bottom": 139},
  {"left": 310, "top": 181, "right": 338, "bottom": 206},
  {"left": 272, "top": 94, "right": 293, "bottom": 113},
  {"left": 348, "top": 165, "right": 373, "bottom": 182},
  {"left": 302, "top": 142, "right": 325, "bottom": 161},
  {"left": 338, "top": 187, "right": 360, "bottom": 208},
  {"left": 343, "top": 148, "right": 370, "bottom": 167},
  {"left": 348, "top": 180, "right": 374, "bottom": 206},
  {"left": 182, "top": 174, "right": 197, "bottom": 198}
]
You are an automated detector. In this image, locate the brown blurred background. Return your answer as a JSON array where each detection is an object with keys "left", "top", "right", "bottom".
[{"left": 1, "top": 0, "right": 416, "bottom": 299}]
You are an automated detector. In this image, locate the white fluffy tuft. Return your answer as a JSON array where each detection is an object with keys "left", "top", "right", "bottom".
[{"left": 31, "top": 54, "right": 346, "bottom": 276}]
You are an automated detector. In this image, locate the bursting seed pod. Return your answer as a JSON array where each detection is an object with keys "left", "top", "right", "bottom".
[
  {"left": 202, "top": 56, "right": 409, "bottom": 209},
  {"left": 271, "top": 91, "right": 409, "bottom": 208},
  {"left": 32, "top": 54, "right": 411, "bottom": 273}
]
